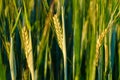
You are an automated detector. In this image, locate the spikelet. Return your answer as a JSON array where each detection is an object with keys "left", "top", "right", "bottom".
[
  {"left": 22, "top": 26, "right": 34, "bottom": 80},
  {"left": 53, "top": 14, "right": 63, "bottom": 51},
  {"left": 95, "top": 26, "right": 111, "bottom": 66},
  {"left": 95, "top": 4, "right": 120, "bottom": 66}
]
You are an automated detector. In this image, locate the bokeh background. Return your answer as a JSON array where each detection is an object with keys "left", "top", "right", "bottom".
[{"left": 0, "top": 0, "right": 120, "bottom": 80}]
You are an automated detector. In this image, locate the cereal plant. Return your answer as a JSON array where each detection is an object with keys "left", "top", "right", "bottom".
[{"left": 0, "top": 0, "right": 120, "bottom": 80}]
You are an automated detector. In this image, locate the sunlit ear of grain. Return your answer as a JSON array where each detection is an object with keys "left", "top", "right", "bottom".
[
  {"left": 53, "top": 14, "right": 63, "bottom": 51},
  {"left": 95, "top": 5, "right": 120, "bottom": 66},
  {"left": 22, "top": 26, "right": 35, "bottom": 80},
  {"left": 52, "top": 5, "right": 67, "bottom": 79}
]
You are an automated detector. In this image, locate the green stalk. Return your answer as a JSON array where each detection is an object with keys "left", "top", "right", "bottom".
[
  {"left": 72, "top": 0, "right": 81, "bottom": 79},
  {"left": 0, "top": 52, "right": 6, "bottom": 80},
  {"left": 89, "top": 32, "right": 96, "bottom": 80}
]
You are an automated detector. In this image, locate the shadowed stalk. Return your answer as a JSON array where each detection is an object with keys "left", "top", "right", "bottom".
[
  {"left": 0, "top": 51, "right": 6, "bottom": 80},
  {"left": 48, "top": 49, "right": 54, "bottom": 80},
  {"left": 44, "top": 43, "right": 49, "bottom": 80},
  {"left": 117, "top": 25, "right": 120, "bottom": 80}
]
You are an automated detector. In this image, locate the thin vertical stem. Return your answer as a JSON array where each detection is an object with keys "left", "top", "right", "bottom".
[
  {"left": 10, "top": 37, "right": 17, "bottom": 80},
  {"left": 29, "top": 30, "right": 35, "bottom": 80},
  {"left": 62, "top": 6, "right": 67, "bottom": 80},
  {"left": 72, "top": 0, "right": 81, "bottom": 79}
]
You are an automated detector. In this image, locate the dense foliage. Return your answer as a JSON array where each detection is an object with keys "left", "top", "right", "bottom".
[{"left": 0, "top": 0, "right": 120, "bottom": 80}]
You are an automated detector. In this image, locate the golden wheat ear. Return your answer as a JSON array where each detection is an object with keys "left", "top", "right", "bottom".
[
  {"left": 53, "top": 7, "right": 67, "bottom": 80},
  {"left": 95, "top": 26, "right": 110, "bottom": 66},
  {"left": 22, "top": 26, "right": 35, "bottom": 80},
  {"left": 95, "top": 4, "right": 120, "bottom": 66},
  {"left": 53, "top": 14, "right": 63, "bottom": 51}
]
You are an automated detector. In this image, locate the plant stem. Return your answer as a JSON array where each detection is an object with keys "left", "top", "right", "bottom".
[{"left": 62, "top": 6, "right": 67, "bottom": 80}]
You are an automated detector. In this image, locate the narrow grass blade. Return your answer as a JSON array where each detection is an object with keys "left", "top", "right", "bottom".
[
  {"left": 11, "top": 8, "right": 21, "bottom": 35},
  {"left": 23, "top": 0, "right": 31, "bottom": 30}
]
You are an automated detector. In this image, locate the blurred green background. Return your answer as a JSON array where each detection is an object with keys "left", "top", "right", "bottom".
[{"left": 0, "top": 0, "right": 120, "bottom": 80}]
